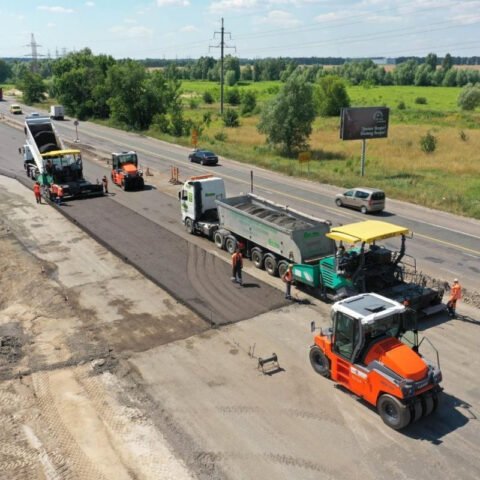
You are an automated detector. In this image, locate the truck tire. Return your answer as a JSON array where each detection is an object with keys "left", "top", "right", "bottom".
[
  {"left": 278, "top": 260, "right": 290, "bottom": 279},
  {"left": 264, "top": 254, "right": 278, "bottom": 276},
  {"left": 225, "top": 237, "right": 237, "bottom": 254},
  {"left": 377, "top": 394, "right": 411, "bottom": 430},
  {"left": 421, "top": 394, "right": 435, "bottom": 417},
  {"left": 309, "top": 346, "right": 330, "bottom": 378},
  {"left": 251, "top": 248, "right": 264, "bottom": 269},
  {"left": 214, "top": 231, "right": 224, "bottom": 249},
  {"left": 185, "top": 218, "right": 194, "bottom": 234}
]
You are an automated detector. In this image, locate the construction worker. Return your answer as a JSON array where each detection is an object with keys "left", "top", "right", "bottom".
[
  {"left": 447, "top": 279, "right": 462, "bottom": 317},
  {"left": 102, "top": 175, "right": 109, "bottom": 194},
  {"left": 282, "top": 264, "right": 294, "bottom": 300},
  {"left": 231, "top": 247, "right": 243, "bottom": 286},
  {"left": 56, "top": 186, "right": 64, "bottom": 206},
  {"left": 33, "top": 181, "right": 42, "bottom": 204}
]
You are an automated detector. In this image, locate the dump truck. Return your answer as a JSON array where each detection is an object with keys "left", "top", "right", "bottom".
[
  {"left": 310, "top": 293, "right": 442, "bottom": 430},
  {"left": 111, "top": 151, "right": 144, "bottom": 191},
  {"left": 179, "top": 175, "right": 334, "bottom": 278},
  {"left": 179, "top": 176, "right": 444, "bottom": 315},
  {"left": 22, "top": 114, "right": 104, "bottom": 199}
]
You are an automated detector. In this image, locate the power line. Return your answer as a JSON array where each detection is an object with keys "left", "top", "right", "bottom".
[
  {"left": 24, "top": 33, "right": 44, "bottom": 72},
  {"left": 209, "top": 18, "right": 236, "bottom": 115}
]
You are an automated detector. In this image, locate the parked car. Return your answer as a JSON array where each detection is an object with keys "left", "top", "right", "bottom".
[
  {"left": 10, "top": 104, "right": 22, "bottom": 114},
  {"left": 188, "top": 149, "right": 219, "bottom": 166},
  {"left": 335, "top": 187, "right": 385, "bottom": 214}
]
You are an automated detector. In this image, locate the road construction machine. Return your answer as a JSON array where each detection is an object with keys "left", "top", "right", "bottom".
[
  {"left": 22, "top": 114, "right": 104, "bottom": 199},
  {"left": 111, "top": 151, "right": 144, "bottom": 191},
  {"left": 310, "top": 293, "right": 442, "bottom": 430}
]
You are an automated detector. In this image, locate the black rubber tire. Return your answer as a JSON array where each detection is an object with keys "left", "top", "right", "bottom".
[
  {"left": 189, "top": 156, "right": 193, "bottom": 162},
  {"left": 138, "top": 178, "right": 145, "bottom": 190},
  {"left": 421, "top": 394, "right": 435, "bottom": 417},
  {"left": 411, "top": 400, "right": 423, "bottom": 423},
  {"left": 214, "top": 231, "right": 224, "bottom": 249},
  {"left": 278, "top": 260, "right": 290, "bottom": 279},
  {"left": 185, "top": 218, "right": 194, "bottom": 234},
  {"left": 335, "top": 198, "right": 343, "bottom": 207},
  {"left": 264, "top": 254, "right": 278, "bottom": 276},
  {"left": 309, "top": 346, "right": 330, "bottom": 378},
  {"left": 360, "top": 206, "right": 368, "bottom": 214},
  {"left": 251, "top": 248, "right": 264, "bottom": 269},
  {"left": 432, "top": 392, "right": 440, "bottom": 413},
  {"left": 377, "top": 394, "right": 411, "bottom": 430},
  {"left": 201, "top": 160, "right": 206, "bottom": 166},
  {"left": 225, "top": 237, "right": 237, "bottom": 254}
]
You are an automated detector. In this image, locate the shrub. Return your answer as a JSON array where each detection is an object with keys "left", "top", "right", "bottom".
[
  {"left": 214, "top": 131, "right": 228, "bottom": 142},
  {"left": 240, "top": 90, "right": 256, "bottom": 115},
  {"left": 397, "top": 101, "right": 406, "bottom": 110},
  {"left": 203, "top": 111, "right": 212, "bottom": 127},
  {"left": 189, "top": 98, "right": 199, "bottom": 109},
  {"left": 415, "top": 96, "right": 427, "bottom": 105},
  {"left": 459, "top": 130, "right": 468, "bottom": 142},
  {"left": 225, "top": 88, "right": 241, "bottom": 106},
  {"left": 223, "top": 108, "right": 240, "bottom": 127},
  {"left": 203, "top": 91, "right": 215, "bottom": 104},
  {"left": 420, "top": 132, "right": 437, "bottom": 153},
  {"left": 457, "top": 83, "right": 480, "bottom": 111}
]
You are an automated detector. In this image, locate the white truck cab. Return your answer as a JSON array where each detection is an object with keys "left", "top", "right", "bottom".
[{"left": 179, "top": 175, "right": 225, "bottom": 236}]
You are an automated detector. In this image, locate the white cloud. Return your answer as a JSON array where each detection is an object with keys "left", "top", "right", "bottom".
[
  {"left": 109, "top": 25, "right": 154, "bottom": 38},
  {"left": 314, "top": 11, "right": 351, "bottom": 23},
  {"left": 85, "top": 1, "right": 95, "bottom": 7},
  {"left": 37, "top": 6, "right": 75, "bottom": 14},
  {"left": 209, "top": 0, "right": 259, "bottom": 13},
  {"left": 180, "top": 25, "right": 199, "bottom": 32},
  {"left": 451, "top": 13, "right": 480, "bottom": 25},
  {"left": 124, "top": 18, "right": 137, "bottom": 24},
  {"left": 47, "top": 22, "right": 56, "bottom": 28},
  {"left": 256, "top": 10, "right": 301, "bottom": 27},
  {"left": 157, "top": 0, "right": 190, "bottom": 6}
]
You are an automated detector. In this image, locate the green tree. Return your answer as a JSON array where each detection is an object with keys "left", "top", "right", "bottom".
[
  {"left": 223, "top": 108, "right": 240, "bottom": 127},
  {"left": 18, "top": 71, "right": 46, "bottom": 104},
  {"left": 224, "top": 55, "right": 241, "bottom": 82},
  {"left": 225, "top": 69, "right": 237, "bottom": 86},
  {"left": 225, "top": 87, "right": 241, "bottom": 105},
  {"left": 257, "top": 75, "right": 316, "bottom": 155},
  {"left": 241, "top": 64, "right": 253, "bottom": 81},
  {"left": 315, "top": 75, "right": 350, "bottom": 116},
  {"left": 0, "top": 60, "right": 12, "bottom": 83},
  {"left": 442, "top": 68, "right": 457, "bottom": 86},
  {"left": 457, "top": 83, "right": 480, "bottom": 110},
  {"left": 442, "top": 53, "right": 453, "bottom": 71},
  {"left": 425, "top": 53, "right": 438, "bottom": 70},
  {"left": 393, "top": 59, "right": 417, "bottom": 85},
  {"left": 414, "top": 64, "right": 433, "bottom": 86},
  {"left": 240, "top": 90, "right": 256, "bottom": 115}
]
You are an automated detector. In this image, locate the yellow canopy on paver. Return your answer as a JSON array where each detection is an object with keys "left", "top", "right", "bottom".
[
  {"left": 41, "top": 149, "right": 81, "bottom": 158},
  {"left": 326, "top": 220, "right": 410, "bottom": 244}
]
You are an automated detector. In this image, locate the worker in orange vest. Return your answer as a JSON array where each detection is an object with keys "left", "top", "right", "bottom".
[
  {"left": 447, "top": 279, "right": 462, "bottom": 317},
  {"left": 282, "top": 264, "right": 294, "bottom": 300},
  {"left": 33, "top": 182, "right": 42, "bottom": 204},
  {"left": 56, "top": 186, "right": 64, "bottom": 205},
  {"left": 231, "top": 247, "right": 243, "bottom": 286}
]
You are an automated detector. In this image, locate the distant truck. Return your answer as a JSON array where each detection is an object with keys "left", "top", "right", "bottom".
[
  {"left": 111, "top": 151, "right": 145, "bottom": 191},
  {"left": 50, "top": 105, "right": 65, "bottom": 120},
  {"left": 179, "top": 175, "right": 444, "bottom": 316},
  {"left": 22, "top": 114, "right": 103, "bottom": 199}
]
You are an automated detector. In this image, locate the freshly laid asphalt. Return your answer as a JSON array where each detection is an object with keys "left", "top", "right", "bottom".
[{"left": 60, "top": 195, "right": 287, "bottom": 325}]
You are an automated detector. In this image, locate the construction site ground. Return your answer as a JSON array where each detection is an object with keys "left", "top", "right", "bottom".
[{"left": 1, "top": 172, "right": 480, "bottom": 480}]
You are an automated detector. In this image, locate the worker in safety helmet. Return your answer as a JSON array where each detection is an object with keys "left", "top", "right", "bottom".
[
  {"left": 33, "top": 182, "right": 42, "bottom": 204},
  {"left": 282, "top": 264, "right": 294, "bottom": 300},
  {"left": 447, "top": 279, "right": 462, "bottom": 318}
]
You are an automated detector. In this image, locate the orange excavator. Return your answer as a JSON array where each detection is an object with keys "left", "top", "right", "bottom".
[
  {"left": 111, "top": 151, "right": 144, "bottom": 191},
  {"left": 310, "top": 293, "right": 442, "bottom": 430}
]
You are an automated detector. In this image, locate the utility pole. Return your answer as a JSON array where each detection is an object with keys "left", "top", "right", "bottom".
[
  {"left": 24, "top": 33, "right": 44, "bottom": 72},
  {"left": 210, "top": 18, "right": 236, "bottom": 115}
]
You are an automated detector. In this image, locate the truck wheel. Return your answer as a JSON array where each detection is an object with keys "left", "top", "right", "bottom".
[
  {"left": 360, "top": 206, "right": 368, "bottom": 214},
  {"left": 377, "top": 394, "right": 411, "bottom": 430},
  {"left": 185, "top": 218, "right": 194, "bottom": 234},
  {"left": 225, "top": 237, "right": 237, "bottom": 254},
  {"left": 421, "top": 394, "right": 435, "bottom": 417},
  {"left": 251, "top": 248, "right": 264, "bottom": 269},
  {"left": 214, "top": 231, "right": 224, "bottom": 250},
  {"left": 278, "top": 260, "right": 290, "bottom": 279},
  {"left": 309, "top": 346, "right": 330, "bottom": 378},
  {"left": 264, "top": 254, "right": 278, "bottom": 276}
]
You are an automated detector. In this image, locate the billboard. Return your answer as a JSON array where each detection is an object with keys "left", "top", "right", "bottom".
[{"left": 340, "top": 107, "right": 389, "bottom": 141}]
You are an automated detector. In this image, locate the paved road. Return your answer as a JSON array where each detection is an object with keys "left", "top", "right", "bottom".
[{"left": 1, "top": 100, "right": 479, "bottom": 292}]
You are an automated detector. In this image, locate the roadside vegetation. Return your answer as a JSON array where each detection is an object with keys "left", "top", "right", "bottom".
[{"left": 1, "top": 53, "right": 479, "bottom": 218}]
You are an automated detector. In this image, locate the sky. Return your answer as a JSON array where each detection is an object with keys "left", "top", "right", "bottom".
[{"left": 0, "top": 0, "right": 479, "bottom": 60}]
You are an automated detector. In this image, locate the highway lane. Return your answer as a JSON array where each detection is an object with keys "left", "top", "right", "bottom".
[{"left": 1, "top": 100, "right": 479, "bottom": 291}]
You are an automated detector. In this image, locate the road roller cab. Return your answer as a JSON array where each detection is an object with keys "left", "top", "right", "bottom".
[
  {"left": 310, "top": 293, "right": 442, "bottom": 430},
  {"left": 111, "top": 151, "right": 144, "bottom": 191}
]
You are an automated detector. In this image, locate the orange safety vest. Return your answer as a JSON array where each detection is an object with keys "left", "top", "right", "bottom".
[
  {"left": 33, "top": 184, "right": 41, "bottom": 195},
  {"left": 450, "top": 283, "right": 462, "bottom": 301},
  {"left": 283, "top": 270, "right": 293, "bottom": 283},
  {"left": 232, "top": 252, "right": 242, "bottom": 267}
]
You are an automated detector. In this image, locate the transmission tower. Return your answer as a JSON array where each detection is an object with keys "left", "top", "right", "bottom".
[
  {"left": 24, "top": 33, "right": 44, "bottom": 72},
  {"left": 210, "top": 18, "right": 236, "bottom": 114}
]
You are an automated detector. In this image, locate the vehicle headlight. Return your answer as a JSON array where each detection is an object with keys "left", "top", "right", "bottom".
[{"left": 400, "top": 380, "right": 415, "bottom": 397}]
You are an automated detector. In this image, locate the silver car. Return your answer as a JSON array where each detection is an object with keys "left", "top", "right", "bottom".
[{"left": 335, "top": 187, "right": 385, "bottom": 214}]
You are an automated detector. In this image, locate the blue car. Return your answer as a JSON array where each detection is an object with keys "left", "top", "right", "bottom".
[{"left": 188, "top": 149, "right": 219, "bottom": 166}]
